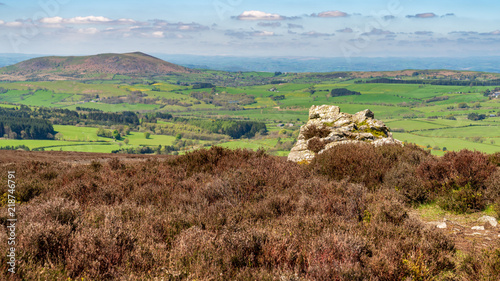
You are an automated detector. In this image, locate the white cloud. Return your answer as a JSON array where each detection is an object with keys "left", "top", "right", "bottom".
[
  {"left": 151, "top": 31, "right": 164, "bottom": 38},
  {"left": 254, "top": 31, "right": 275, "bottom": 36},
  {"left": 312, "top": 11, "right": 348, "bottom": 18},
  {"left": 116, "top": 18, "right": 136, "bottom": 24},
  {"left": 5, "top": 21, "right": 23, "bottom": 27},
  {"left": 40, "top": 17, "right": 63, "bottom": 24},
  {"left": 66, "top": 16, "right": 112, "bottom": 24},
  {"left": 39, "top": 16, "right": 134, "bottom": 25},
  {"left": 237, "top": 10, "right": 284, "bottom": 21},
  {"left": 78, "top": 27, "right": 99, "bottom": 34}
]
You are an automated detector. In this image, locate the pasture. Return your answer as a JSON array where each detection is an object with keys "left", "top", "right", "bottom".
[{"left": 1, "top": 71, "right": 499, "bottom": 155}]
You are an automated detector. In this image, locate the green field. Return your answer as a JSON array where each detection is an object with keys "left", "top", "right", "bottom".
[{"left": 1, "top": 69, "right": 500, "bottom": 155}]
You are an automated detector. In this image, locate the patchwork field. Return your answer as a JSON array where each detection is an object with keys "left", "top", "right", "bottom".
[{"left": 0, "top": 68, "right": 499, "bottom": 155}]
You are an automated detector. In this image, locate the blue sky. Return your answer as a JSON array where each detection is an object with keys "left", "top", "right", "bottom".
[{"left": 1, "top": 0, "right": 500, "bottom": 57}]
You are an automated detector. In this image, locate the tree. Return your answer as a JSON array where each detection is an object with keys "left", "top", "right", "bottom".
[
  {"left": 175, "top": 133, "right": 182, "bottom": 140},
  {"left": 124, "top": 138, "right": 129, "bottom": 145},
  {"left": 144, "top": 132, "right": 151, "bottom": 139},
  {"left": 112, "top": 130, "right": 121, "bottom": 140},
  {"left": 467, "top": 112, "right": 486, "bottom": 121},
  {"left": 97, "top": 127, "right": 105, "bottom": 137},
  {"left": 308, "top": 85, "right": 316, "bottom": 95}
]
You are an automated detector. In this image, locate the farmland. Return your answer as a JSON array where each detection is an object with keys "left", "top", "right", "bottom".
[{"left": 0, "top": 57, "right": 499, "bottom": 156}]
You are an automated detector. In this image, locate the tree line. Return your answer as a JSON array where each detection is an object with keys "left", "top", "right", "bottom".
[
  {"left": 0, "top": 108, "right": 55, "bottom": 139},
  {"left": 330, "top": 88, "right": 361, "bottom": 97},
  {"left": 173, "top": 118, "right": 267, "bottom": 139}
]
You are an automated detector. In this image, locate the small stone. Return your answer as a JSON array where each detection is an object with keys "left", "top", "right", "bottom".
[
  {"left": 436, "top": 222, "right": 447, "bottom": 229},
  {"left": 478, "top": 216, "right": 498, "bottom": 228},
  {"left": 471, "top": 226, "right": 485, "bottom": 231}
]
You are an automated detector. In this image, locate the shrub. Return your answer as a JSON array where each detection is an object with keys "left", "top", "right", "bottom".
[
  {"left": 21, "top": 222, "right": 72, "bottom": 265},
  {"left": 307, "top": 231, "right": 369, "bottom": 279},
  {"left": 417, "top": 150, "right": 496, "bottom": 194},
  {"left": 489, "top": 152, "right": 500, "bottom": 166},
  {"left": 438, "top": 183, "right": 486, "bottom": 213},
  {"left": 302, "top": 124, "right": 330, "bottom": 140},
  {"left": 416, "top": 150, "right": 497, "bottom": 213},
  {"left": 16, "top": 179, "right": 44, "bottom": 203},
  {"left": 90, "top": 160, "right": 102, "bottom": 172},
  {"left": 442, "top": 150, "right": 496, "bottom": 190},
  {"left": 311, "top": 143, "right": 430, "bottom": 190},
  {"left": 307, "top": 137, "right": 328, "bottom": 153},
  {"left": 384, "top": 162, "right": 428, "bottom": 205},
  {"left": 66, "top": 227, "right": 137, "bottom": 280},
  {"left": 311, "top": 143, "right": 388, "bottom": 189},
  {"left": 459, "top": 247, "right": 500, "bottom": 280},
  {"left": 7, "top": 147, "right": 500, "bottom": 280},
  {"left": 108, "top": 158, "right": 124, "bottom": 170}
]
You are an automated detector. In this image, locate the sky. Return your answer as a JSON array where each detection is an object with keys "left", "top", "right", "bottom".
[{"left": 0, "top": 0, "right": 500, "bottom": 58}]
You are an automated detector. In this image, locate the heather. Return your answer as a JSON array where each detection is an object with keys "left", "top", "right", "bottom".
[{"left": 0, "top": 145, "right": 499, "bottom": 280}]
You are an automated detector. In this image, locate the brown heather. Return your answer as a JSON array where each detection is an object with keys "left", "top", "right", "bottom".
[{"left": 0, "top": 146, "right": 499, "bottom": 280}]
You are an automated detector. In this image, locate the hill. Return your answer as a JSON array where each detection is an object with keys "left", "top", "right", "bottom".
[{"left": 0, "top": 52, "right": 194, "bottom": 81}]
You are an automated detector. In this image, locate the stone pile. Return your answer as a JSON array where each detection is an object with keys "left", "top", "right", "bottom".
[{"left": 288, "top": 105, "right": 402, "bottom": 163}]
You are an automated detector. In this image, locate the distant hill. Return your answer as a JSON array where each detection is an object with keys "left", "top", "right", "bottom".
[
  {"left": 155, "top": 54, "right": 500, "bottom": 73},
  {"left": 0, "top": 52, "right": 194, "bottom": 81}
]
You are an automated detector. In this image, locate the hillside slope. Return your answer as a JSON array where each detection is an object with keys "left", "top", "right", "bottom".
[{"left": 0, "top": 52, "right": 194, "bottom": 80}]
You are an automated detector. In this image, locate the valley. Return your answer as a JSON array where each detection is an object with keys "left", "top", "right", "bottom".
[{"left": 0, "top": 53, "right": 498, "bottom": 156}]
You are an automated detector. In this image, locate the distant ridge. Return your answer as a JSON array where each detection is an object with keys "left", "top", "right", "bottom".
[{"left": 0, "top": 52, "right": 194, "bottom": 81}]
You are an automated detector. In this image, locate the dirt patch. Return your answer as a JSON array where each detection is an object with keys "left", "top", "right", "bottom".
[{"left": 411, "top": 208, "right": 500, "bottom": 252}]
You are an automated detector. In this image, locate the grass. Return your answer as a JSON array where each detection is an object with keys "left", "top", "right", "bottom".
[
  {"left": 63, "top": 102, "right": 160, "bottom": 112},
  {"left": 0, "top": 73, "right": 499, "bottom": 155},
  {"left": 385, "top": 119, "right": 451, "bottom": 131},
  {"left": 0, "top": 139, "right": 102, "bottom": 150},
  {"left": 418, "top": 125, "right": 500, "bottom": 138},
  {"left": 124, "top": 132, "right": 176, "bottom": 146},
  {"left": 53, "top": 125, "right": 110, "bottom": 141},
  {"left": 393, "top": 132, "right": 500, "bottom": 155},
  {"left": 417, "top": 202, "right": 498, "bottom": 224},
  {"left": 42, "top": 143, "right": 121, "bottom": 153}
]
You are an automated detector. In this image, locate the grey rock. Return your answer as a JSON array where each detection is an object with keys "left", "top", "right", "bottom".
[
  {"left": 478, "top": 216, "right": 498, "bottom": 228},
  {"left": 436, "top": 222, "right": 447, "bottom": 229},
  {"left": 288, "top": 105, "right": 402, "bottom": 163},
  {"left": 309, "top": 105, "right": 340, "bottom": 120}
]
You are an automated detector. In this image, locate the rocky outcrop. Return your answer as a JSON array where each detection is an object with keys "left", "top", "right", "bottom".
[{"left": 288, "top": 105, "right": 402, "bottom": 163}]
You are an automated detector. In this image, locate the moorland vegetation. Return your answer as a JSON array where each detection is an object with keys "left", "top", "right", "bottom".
[{"left": 0, "top": 145, "right": 499, "bottom": 280}]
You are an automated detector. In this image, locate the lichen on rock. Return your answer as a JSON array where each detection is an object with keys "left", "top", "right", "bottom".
[{"left": 288, "top": 105, "right": 402, "bottom": 163}]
